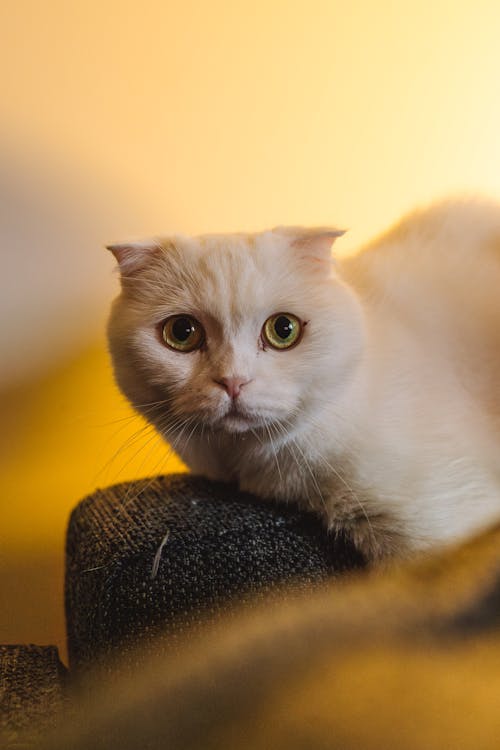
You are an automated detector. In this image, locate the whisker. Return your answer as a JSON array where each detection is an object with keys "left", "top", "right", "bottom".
[
  {"left": 264, "top": 422, "right": 283, "bottom": 485},
  {"left": 101, "top": 412, "right": 189, "bottom": 502},
  {"left": 249, "top": 427, "right": 264, "bottom": 446},
  {"left": 93, "top": 422, "right": 156, "bottom": 485},
  {"left": 118, "top": 438, "right": 181, "bottom": 510},
  {"left": 115, "top": 427, "right": 167, "bottom": 486}
]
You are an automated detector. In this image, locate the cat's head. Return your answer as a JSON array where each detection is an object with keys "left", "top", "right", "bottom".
[{"left": 107, "top": 227, "right": 365, "bottom": 439}]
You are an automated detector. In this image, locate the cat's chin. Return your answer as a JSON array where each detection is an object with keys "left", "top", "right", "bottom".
[
  {"left": 215, "top": 406, "right": 266, "bottom": 434},
  {"left": 219, "top": 413, "right": 257, "bottom": 434}
]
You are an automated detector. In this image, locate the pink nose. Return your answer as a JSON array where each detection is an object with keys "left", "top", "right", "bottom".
[{"left": 214, "top": 376, "right": 251, "bottom": 399}]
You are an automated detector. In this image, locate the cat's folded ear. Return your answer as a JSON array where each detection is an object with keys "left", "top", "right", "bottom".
[
  {"left": 106, "top": 239, "right": 162, "bottom": 274},
  {"left": 273, "top": 226, "right": 346, "bottom": 261}
]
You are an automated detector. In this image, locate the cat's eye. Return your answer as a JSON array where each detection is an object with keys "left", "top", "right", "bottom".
[
  {"left": 262, "top": 313, "right": 303, "bottom": 350},
  {"left": 162, "top": 315, "right": 205, "bottom": 352}
]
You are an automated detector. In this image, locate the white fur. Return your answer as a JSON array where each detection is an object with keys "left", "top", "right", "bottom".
[{"left": 107, "top": 199, "right": 500, "bottom": 560}]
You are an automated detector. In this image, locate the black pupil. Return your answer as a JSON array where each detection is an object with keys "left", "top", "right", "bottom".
[
  {"left": 172, "top": 317, "right": 194, "bottom": 342},
  {"left": 274, "top": 316, "right": 293, "bottom": 339}
]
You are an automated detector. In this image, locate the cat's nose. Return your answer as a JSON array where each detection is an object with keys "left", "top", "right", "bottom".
[{"left": 213, "top": 376, "right": 251, "bottom": 399}]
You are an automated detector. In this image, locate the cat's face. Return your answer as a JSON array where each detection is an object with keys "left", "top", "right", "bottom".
[{"left": 107, "top": 228, "right": 364, "bottom": 439}]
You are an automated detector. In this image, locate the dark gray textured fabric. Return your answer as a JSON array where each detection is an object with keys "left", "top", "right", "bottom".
[
  {"left": 65, "top": 474, "right": 365, "bottom": 671},
  {"left": 0, "top": 644, "right": 66, "bottom": 746}
]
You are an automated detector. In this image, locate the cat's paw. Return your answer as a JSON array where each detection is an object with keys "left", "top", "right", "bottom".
[{"left": 331, "top": 513, "right": 411, "bottom": 564}]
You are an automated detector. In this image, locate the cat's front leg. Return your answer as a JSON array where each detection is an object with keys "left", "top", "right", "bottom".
[{"left": 173, "top": 431, "right": 411, "bottom": 561}]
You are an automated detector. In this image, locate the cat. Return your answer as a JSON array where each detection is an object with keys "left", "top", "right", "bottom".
[{"left": 106, "top": 197, "right": 500, "bottom": 561}]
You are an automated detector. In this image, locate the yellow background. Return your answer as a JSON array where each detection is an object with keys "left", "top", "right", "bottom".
[{"left": 2, "top": 0, "right": 500, "bottom": 660}]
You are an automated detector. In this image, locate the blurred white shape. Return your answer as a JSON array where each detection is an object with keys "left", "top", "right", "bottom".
[{"left": 0, "top": 146, "right": 129, "bottom": 388}]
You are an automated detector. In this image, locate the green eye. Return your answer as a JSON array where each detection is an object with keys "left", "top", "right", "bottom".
[
  {"left": 262, "top": 313, "right": 303, "bottom": 350},
  {"left": 162, "top": 315, "right": 204, "bottom": 352}
]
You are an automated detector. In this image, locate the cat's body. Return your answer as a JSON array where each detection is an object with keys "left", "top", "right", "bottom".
[{"left": 107, "top": 198, "right": 500, "bottom": 560}]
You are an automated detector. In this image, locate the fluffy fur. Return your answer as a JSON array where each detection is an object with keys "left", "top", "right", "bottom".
[{"left": 107, "top": 198, "right": 500, "bottom": 560}]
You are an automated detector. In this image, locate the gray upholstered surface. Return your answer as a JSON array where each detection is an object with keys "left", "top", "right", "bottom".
[
  {"left": 0, "top": 644, "right": 66, "bottom": 746},
  {"left": 65, "top": 474, "right": 365, "bottom": 671}
]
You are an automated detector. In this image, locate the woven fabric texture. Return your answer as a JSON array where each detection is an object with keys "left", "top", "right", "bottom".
[
  {"left": 66, "top": 474, "right": 365, "bottom": 671},
  {"left": 0, "top": 644, "right": 66, "bottom": 746}
]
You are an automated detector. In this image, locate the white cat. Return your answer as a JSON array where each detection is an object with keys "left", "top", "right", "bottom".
[{"left": 107, "top": 198, "right": 500, "bottom": 560}]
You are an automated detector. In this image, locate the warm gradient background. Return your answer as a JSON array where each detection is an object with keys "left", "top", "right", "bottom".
[{"left": 2, "top": 0, "right": 500, "bottom": 660}]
